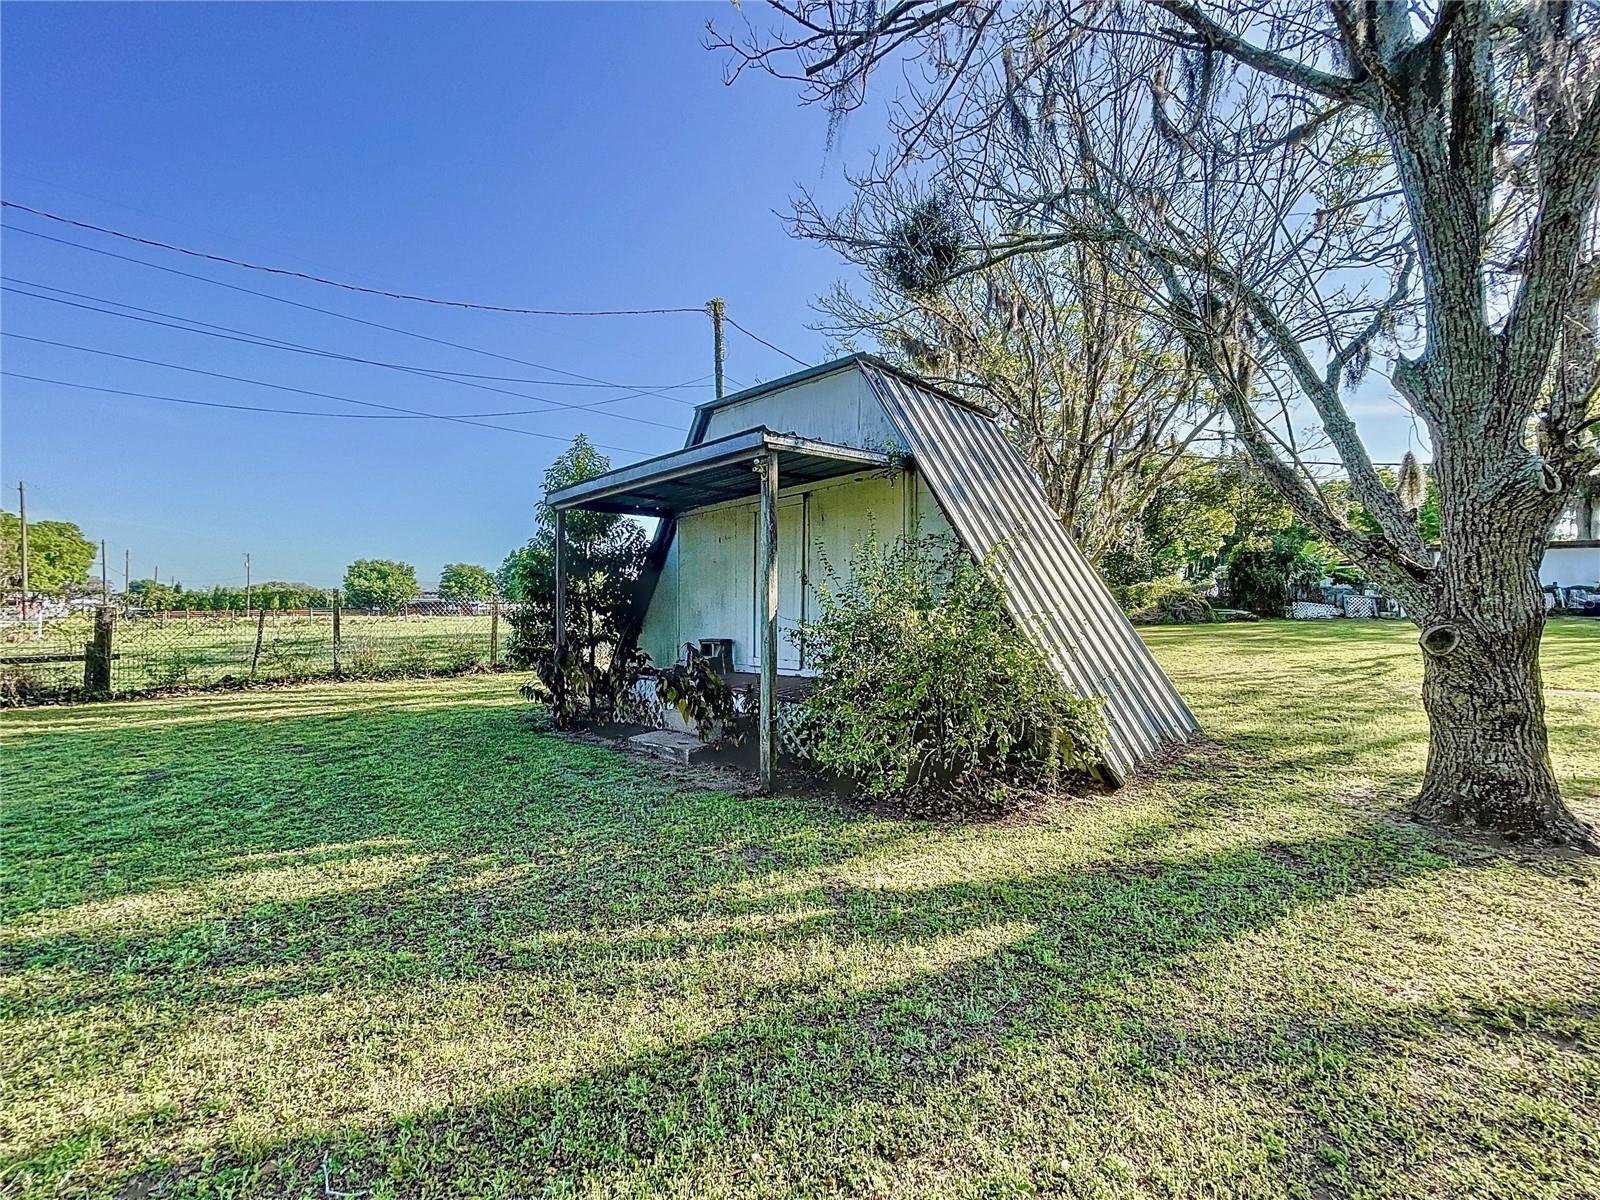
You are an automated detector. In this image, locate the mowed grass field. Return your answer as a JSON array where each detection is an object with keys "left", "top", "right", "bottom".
[
  {"left": 1, "top": 620, "right": 1597, "bottom": 1199},
  {"left": 1, "top": 611, "right": 502, "bottom": 697}
]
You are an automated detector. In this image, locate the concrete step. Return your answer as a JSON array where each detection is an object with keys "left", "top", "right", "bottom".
[{"left": 626, "top": 729, "right": 711, "bottom": 766}]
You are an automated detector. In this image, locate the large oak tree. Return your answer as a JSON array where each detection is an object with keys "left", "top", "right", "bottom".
[{"left": 716, "top": 0, "right": 1600, "bottom": 848}]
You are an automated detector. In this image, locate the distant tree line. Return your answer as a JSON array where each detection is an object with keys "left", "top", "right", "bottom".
[
  {"left": 128, "top": 580, "right": 332, "bottom": 611},
  {"left": 6, "top": 502, "right": 502, "bottom": 617}
]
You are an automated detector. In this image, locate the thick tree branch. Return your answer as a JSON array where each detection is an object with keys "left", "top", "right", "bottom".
[{"left": 1151, "top": 0, "right": 1371, "bottom": 103}]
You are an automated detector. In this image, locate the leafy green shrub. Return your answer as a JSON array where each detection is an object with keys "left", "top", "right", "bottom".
[
  {"left": 0, "top": 666, "right": 52, "bottom": 706},
  {"left": 523, "top": 645, "right": 651, "bottom": 728},
  {"left": 797, "top": 533, "right": 1104, "bottom": 814},
  {"left": 1224, "top": 532, "right": 1333, "bottom": 616},
  {"left": 1117, "top": 575, "right": 1215, "bottom": 625},
  {"left": 151, "top": 649, "right": 199, "bottom": 689},
  {"left": 504, "top": 602, "right": 549, "bottom": 670},
  {"left": 345, "top": 648, "right": 384, "bottom": 678},
  {"left": 391, "top": 647, "right": 429, "bottom": 678},
  {"left": 656, "top": 656, "right": 748, "bottom": 745},
  {"left": 440, "top": 643, "right": 483, "bottom": 674}
]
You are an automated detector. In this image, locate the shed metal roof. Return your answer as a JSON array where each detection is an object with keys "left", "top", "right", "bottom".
[{"left": 861, "top": 364, "right": 1199, "bottom": 779}]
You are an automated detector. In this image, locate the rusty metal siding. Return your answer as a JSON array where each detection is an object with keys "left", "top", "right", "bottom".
[{"left": 863, "top": 364, "right": 1199, "bottom": 778}]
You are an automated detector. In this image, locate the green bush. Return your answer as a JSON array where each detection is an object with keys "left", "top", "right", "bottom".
[
  {"left": 345, "top": 649, "right": 385, "bottom": 679},
  {"left": 1224, "top": 532, "right": 1332, "bottom": 616},
  {"left": 797, "top": 533, "right": 1104, "bottom": 814},
  {"left": 523, "top": 645, "right": 651, "bottom": 728},
  {"left": 656, "top": 657, "right": 747, "bottom": 745},
  {"left": 1117, "top": 575, "right": 1215, "bottom": 625}
]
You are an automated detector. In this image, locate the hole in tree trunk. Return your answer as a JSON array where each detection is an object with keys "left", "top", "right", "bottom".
[{"left": 1420, "top": 623, "right": 1461, "bottom": 657}]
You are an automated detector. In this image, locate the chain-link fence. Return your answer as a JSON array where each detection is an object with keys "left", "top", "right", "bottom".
[{"left": 0, "top": 600, "right": 513, "bottom": 703}]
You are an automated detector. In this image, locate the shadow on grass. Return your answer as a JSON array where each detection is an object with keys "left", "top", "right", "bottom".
[
  {"left": 4, "top": 672, "right": 1586, "bottom": 1198},
  {"left": 11, "top": 804, "right": 1463, "bottom": 1196}
]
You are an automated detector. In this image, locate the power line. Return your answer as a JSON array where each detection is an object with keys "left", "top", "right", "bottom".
[
  {"left": 2, "top": 282, "right": 686, "bottom": 431},
  {"left": 1, "top": 201, "right": 705, "bottom": 317},
  {"left": 1, "top": 224, "right": 707, "bottom": 404},
  {"left": 4, "top": 171, "right": 401, "bottom": 278},
  {"left": 1, "top": 371, "right": 637, "bottom": 446},
  {"left": 2, "top": 212, "right": 812, "bottom": 386},
  {"left": 3, "top": 277, "right": 705, "bottom": 402},
  {"left": 724, "top": 316, "right": 808, "bottom": 367},
  {"left": 7, "top": 275, "right": 711, "bottom": 395},
  {"left": 0, "top": 332, "right": 653, "bottom": 450}
]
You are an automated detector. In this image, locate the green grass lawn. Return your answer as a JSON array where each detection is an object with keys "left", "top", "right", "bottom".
[{"left": 2, "top": 620, "right": 1597, "bottom": 1199}]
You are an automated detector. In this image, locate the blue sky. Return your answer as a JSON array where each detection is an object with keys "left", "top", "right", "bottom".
[
  {"left": 1, "top": 1, "right": 861, "bottom": 589},
  {"left": 1, "top": 2, "right": 1423, "bottom": 589}
]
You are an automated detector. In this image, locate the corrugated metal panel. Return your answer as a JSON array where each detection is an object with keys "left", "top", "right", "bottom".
[{"left": 863, "top": 364, "right": 1199, "bottom": 779}]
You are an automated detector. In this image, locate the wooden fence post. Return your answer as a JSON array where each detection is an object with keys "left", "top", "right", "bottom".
[
  {"left": 83, "top": 605, "right": 115, "bottom": 695},
  {"left": 249, "top": 606, "right": 267, "bottom": 675},
  {"left": 331, "top": 593, "right": 342, "bottom": 677},
  {"left": 490, "top": 598, "right": 500, "bottom": 667}
]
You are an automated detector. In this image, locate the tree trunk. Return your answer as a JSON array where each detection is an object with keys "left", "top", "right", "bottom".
[{"left": 1412, "top": 526, "right": 1598, "bottom": 850}]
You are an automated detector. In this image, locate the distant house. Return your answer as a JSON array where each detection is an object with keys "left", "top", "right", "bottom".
[
  {"left": 1542, "top": 473, "right": 1600, "bottom": 591},
  {"left": 547, "top": 354, "right": 1198, "bottom": 787}
]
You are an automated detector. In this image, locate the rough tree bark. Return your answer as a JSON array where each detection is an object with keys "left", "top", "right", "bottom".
[{"left": 1411, "top": 513, "right": 1579, "bottom": 843}]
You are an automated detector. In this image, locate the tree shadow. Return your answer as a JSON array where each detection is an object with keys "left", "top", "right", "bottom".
[
  {"left": 7, "top": 664, "right": 1593, "bottom": 1196},
  {"left": 9, "top": 807, "right": 1471, "bottom": 1196}
]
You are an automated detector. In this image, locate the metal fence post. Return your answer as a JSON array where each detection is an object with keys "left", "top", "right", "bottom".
[
  {"left": 490, "top": 598, "right": 500, "bottom": 667},
  {"left": 331, "top": 592, "right": 342, "bottom": 677},
  {"left": 84, "top": 605, "right": 115, "bottom": 695}
]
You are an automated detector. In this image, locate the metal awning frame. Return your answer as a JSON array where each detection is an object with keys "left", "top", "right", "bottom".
[{"left": 546, "top": 427, "right": 892, "bottom": 517}]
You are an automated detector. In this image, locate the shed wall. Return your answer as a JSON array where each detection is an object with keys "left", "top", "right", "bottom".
[
  {"left": 698, "top": 368, "right": 899, "bottom": 451},
  {"left": 1540, "top": 543, "right": 1600, "bottom": 588},
  {"left": 636, "top": 467, "right": 948, "bottom": 672}
]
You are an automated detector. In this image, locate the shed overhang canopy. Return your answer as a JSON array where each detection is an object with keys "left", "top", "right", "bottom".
[{"left": 547, "top": 427, "right": 892, "bottom": 516}]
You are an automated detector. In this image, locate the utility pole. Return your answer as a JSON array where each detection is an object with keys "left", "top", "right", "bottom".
[
  {"left": 100, "top": 539, "right": 109, "bottom": 602},
  {"left": 244, "top": 552, "right": 252, "bottom": 616},
  {"left": 123, "top": 548, "right": 130, "bottom": 597},
  {"left": 16, "top": 481, "right": 28, "bottom": 617},
  {"left": 706, "top": 298, "right": 726, "bottom": 401}
]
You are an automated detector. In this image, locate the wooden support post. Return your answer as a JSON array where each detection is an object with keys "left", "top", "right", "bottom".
[
  {"left": 16, "top": 481, "right": 28, "bottom": 622},
  {"left": 756, "top": 452, "right": 779, "bottom": 792},
  {"left": 249, "top": 606, "right": 267, "bottom": 675},
  {"left": 489, "top": 597, "right": 501, "bottom": 667},
  {"left": 84, "top": 605, "right": 115, "bottom": 695},
  {"left": 331, "top": 592, "right": 342, "bottom": 676}
]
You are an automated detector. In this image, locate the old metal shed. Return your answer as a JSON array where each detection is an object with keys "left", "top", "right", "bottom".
[{"left": 548, "top": 354, "right": 1198, "bottom": 788}]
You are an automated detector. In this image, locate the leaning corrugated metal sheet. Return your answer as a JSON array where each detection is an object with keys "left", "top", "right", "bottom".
[{"left": 864, "top": 364, "right": 1200, "bottom": 780}]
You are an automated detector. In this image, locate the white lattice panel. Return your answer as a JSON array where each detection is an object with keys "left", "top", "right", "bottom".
[{"left": 776, "top": 700, "right": 820, "bottom": 762}]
